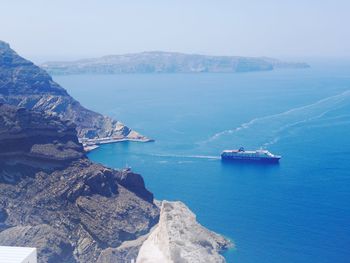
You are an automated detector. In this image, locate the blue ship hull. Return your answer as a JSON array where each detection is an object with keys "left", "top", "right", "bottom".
[{"left": 221, "top": 155, "right": 280, "bottom": 163}]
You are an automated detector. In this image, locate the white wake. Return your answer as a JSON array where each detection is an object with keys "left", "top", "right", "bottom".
[
  {"left": 149, "top": 153, "right": 220, "bottom": 160},
  {"left": 201, "top": 90, "right": 350, "bottom": 148}
]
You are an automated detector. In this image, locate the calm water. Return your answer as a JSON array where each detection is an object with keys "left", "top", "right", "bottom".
[{"left": 55, "top": 61, "right": 350, "bottom": 263}]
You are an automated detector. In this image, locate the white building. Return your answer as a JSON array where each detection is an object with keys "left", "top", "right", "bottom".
[{"left": 0, "top": 246, "right": 37, "bottom": 263}]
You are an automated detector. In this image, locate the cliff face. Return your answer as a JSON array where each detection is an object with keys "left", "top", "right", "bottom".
[
  {"left": 0, "top": 40, "right": 148, "bottom": 145},
  {"left": 41, "top": 51, "right": 310, "bottom": 75},
  {"left": 0, "top": 104, "right": 159, "bottom": 262},
  {"left": 0, "top": 103, "right": 83, "bottom": 180}
]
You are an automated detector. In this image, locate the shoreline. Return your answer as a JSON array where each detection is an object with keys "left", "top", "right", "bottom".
[{"left": 83, "top": 137, "right": 154, "bottom": 152}]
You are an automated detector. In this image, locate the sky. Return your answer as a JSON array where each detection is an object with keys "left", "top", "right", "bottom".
[{"left": 1, "top": 0, "right": 349, "bottom": 63}]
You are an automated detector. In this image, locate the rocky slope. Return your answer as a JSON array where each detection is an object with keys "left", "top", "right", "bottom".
[
  {"left": 136, "top": 201, "right": 232, "bottom": 263},
  {"left": 41, "top": 51, "right": 310, "bottom": 75},
  {"left": 0, "top": 40, "right": 149, "bottom": 147},
  {"left": 0, "top": 104, "right": 159, "bottom": 262}
]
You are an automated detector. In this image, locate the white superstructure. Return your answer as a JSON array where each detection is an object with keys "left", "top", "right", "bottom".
[{"left": 221, "top": 147, "right": 281, "bottom": 162}]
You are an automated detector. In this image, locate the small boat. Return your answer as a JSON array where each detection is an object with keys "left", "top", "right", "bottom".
[{"left": 221, "top": 147, "right": 281, "bottom": 162}]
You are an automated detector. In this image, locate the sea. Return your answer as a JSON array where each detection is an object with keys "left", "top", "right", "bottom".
[{"left": 54, "top": 59, "right": 350, "bottom": 263}]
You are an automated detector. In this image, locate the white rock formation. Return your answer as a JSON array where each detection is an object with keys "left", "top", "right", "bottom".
[{"left": 136, "top": 201, "right": 232, "bottom": 263}]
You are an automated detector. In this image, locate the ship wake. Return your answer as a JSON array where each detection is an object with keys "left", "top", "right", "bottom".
[
  {"left": 149, "top": 153, "right": 220, "bottom": 160},
  {"left": 201, "top": 90, "right": 350, "bottom": 148}
]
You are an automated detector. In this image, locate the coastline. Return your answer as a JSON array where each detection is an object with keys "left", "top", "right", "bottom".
[{"left": 82, "top": 137, "right": 155, "bottom": 152}]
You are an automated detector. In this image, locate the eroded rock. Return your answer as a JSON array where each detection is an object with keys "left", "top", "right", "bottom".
[{"left": 136, "top": 201, "right": 233, "bottom": 263}]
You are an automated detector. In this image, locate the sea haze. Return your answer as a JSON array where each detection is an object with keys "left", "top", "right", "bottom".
[{"left": 54, "top": 60, "right": 350, "bottom": 263}]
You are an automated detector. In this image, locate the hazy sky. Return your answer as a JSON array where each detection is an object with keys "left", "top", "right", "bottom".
[{"left": 1, "top": 0, "right": 349, "bottom": 62}]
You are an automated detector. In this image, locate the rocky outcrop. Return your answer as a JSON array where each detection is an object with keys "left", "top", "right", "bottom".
[
  {"left": 41, "top": 51, "right": 310, "bottom": 75},
  {"left": 0, "top": 104, "right": 159, "bottom": 262},
  {"left": 0, "top": 40, "right": 150, "bottom": 146},
  {"left": 0, "top": 103, "right": 84, "bottom": 182},
  {"left": 136, "top": 201, "right": 232, "bottom": 263}
]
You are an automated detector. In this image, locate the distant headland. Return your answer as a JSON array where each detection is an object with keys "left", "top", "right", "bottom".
[
  {"left": 41, "top": 51, "right": 310, "bottom": 75},
  {"left": 0, "top": 40, "right": 151, "bottom": 150}
]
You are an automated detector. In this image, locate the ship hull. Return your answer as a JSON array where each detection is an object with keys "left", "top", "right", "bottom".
[{"left": 221, "top": 155, "right": 280, "bottom": 163}]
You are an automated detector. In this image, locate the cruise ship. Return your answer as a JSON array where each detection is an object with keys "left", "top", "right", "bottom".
[{"left": 221, "top": 147, "right": 281, "bottom": 162}]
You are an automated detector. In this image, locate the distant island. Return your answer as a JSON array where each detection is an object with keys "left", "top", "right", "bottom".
[{"left": 41, "top": 51, "right": 310, "bottom": 75}]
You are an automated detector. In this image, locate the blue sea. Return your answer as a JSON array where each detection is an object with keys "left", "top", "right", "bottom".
[{"left": 54, "top": 60, "right": 350, "bottom": 263}]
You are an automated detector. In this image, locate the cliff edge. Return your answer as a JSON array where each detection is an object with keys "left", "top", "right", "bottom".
[{"left": 0, "top": 40, "right": 150, "bottom": 147}]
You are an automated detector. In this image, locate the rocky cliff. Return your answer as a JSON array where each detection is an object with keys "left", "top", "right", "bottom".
[
  {"left": 0, "top": 40, "right": 149, "bottom": 146},
  {"left": 0, "top": 103, "right": 83, "bottom": 182},
  {"left": 41, "top": 51, "right": 310, "bottom": 75},
  {"left": 0, "top": 104, "right": 159, "bottom": 262}
]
